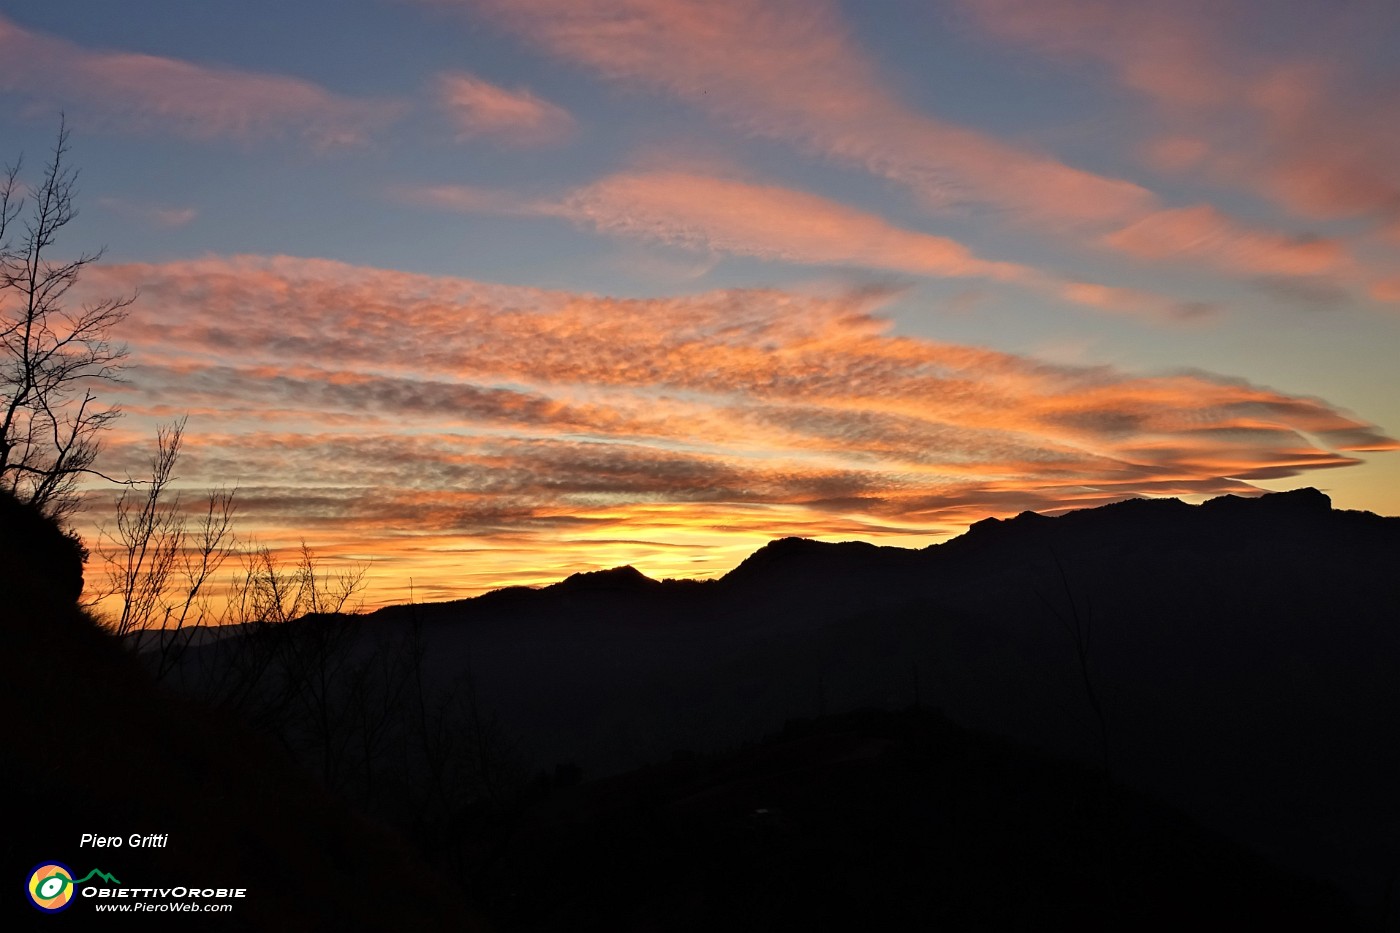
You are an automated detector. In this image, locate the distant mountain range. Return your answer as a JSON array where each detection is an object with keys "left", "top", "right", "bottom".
[{"left": 366, "top": 487, "right": 1399, "bottom": 918}]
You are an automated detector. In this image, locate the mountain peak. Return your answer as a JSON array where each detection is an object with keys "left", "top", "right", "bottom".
[
  {"left": 1201, "top": 486, "right": 1331, "bottom": 514},
  {"left": 554, "top": 564, "right": 658, "bottom": 592},
  {"left": 722, "top": 536, "right": 894, "bottom": 586}
]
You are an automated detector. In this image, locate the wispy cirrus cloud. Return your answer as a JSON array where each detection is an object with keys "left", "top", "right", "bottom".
[
  {"left": 1103, "top": 204, "right": 1348, "bottom": 277},
  {"left": 1370, "top": 278, "right": 1400, "bottom": 304},
  {"left": 444, "top": 0, "right": 1154, "bottom": 226},
  {"left": 394, "top": 182, "right": 524, "bottom": 215},
  {"left": 98, "top": 196, "right": 199, "bottom": 228},
  {"left": 0, "top": 13, "right": 404, "bottom": 146},
  {"left": 1054, "top": 281, "right": 1216, "bottom": 323},
  {"left": 78, "top": 255, "right": 1394, "bottom": 602},
  {"left": 401, "top": 170, "right": 1034, "bottom": 282},
  {"left": 401, "top": 171, "right": 1213, "bottom": 322},
  {"left": 958, "top": 0, "right": 1400, "bottom": 279},
  {"left": 956, "top": 0, "right": 1237, "bottom": 109},
  {"left": 546, "top": 170, "right": 1028, "bottom": 281},
  {"left": 425, "top": 0, "right": 1362, "bottom": 297},
  {"left": 434, "top": 70, "right": 575, "bottom": 146}
]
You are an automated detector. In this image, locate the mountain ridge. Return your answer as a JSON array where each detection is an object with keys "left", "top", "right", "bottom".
[
  {"left": 162, "top": 486, "right": 1399, "bottom": 919},
  {"left": 349, "top": 484, "right": 1399, "bottom": 916},
  {"left": 368, "top": 486, "right": 1395, "bottom": 620}
]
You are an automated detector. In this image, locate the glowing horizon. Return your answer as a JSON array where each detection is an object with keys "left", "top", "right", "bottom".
[{"left": 1, "top": 2, "right": 1394, "bottom": 610}]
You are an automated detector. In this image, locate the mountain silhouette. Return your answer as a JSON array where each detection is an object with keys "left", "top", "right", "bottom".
[{"left": 356, "top": 487, "right": 1398, "bottom": 921}]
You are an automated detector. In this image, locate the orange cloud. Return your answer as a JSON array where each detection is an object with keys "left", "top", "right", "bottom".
[
  {"left": 405, "top": 172, "right": 1207, "bottom": 322},
  {"left": 0, "top": 13, "right": 403, "bottom": 146},
  {"left": 435, "top": 0, "right": 1364, "bottom": 299},
  {"left": 448, "top": 0, "right": 1153, "bottom": 226},
  {"left": 956, "top": 0, "right": 1233, "bottom": 109},
  {"left": 1144, "top": 136, "right": 1210, "bottom": 173},
  {"left": 434, "top": 71, "right": 574, "bottom": 145},
  {"left": 440, "top": 169, "right": 1032, "bottom": 280},
  {"left": 75, "top": 255, "right": 1393, "bottom": 603},
  {"left": 1104, "top": 204, "right": 1347, "bottom": 277},
  {"left": 1056, "top": 281, "right": 1215, "bottom": 322},
  {"left": 960, "top": 0, "right": 1400, "bottom": 230},
  {"left": 1370, "top": 278, "right": 1400, "bottom": 304}
]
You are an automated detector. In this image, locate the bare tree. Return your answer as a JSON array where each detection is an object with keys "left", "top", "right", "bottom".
[
  {"left": 1, "top": 117, "right": 134, "bottom": 522},
  {"left": 100, "top": 418, "right": 238, "bottom": 677},
  {"left": 230, "top": 542, "right": 368, "bottom": 625}
]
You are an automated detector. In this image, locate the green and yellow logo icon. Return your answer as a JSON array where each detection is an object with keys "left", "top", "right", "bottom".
[
  {"left": 26, "top": 862, "right": 121, "bottom": 913},
  {"left": 27, "top": 862, "right": 76, "bottom": 913}
]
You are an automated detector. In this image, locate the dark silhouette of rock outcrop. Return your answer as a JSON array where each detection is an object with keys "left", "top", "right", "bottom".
[{"left": 0, "top": 488, "right": 86, "bottom": 604}]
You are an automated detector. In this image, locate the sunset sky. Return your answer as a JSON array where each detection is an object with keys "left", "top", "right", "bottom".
[{"left": 3, "top": 0, "right": 1397, "bottom": 606}]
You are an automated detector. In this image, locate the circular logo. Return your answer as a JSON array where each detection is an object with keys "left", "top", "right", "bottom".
[{"left": 27, "top": 862, "right": 77, "bottom": 913}]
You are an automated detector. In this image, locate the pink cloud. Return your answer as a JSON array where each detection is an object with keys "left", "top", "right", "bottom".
[
  {"left": 434, "top": 0, "right": 1362, "bottom": 298},
  {"left": 404, "top": 171, "right": 1207, "bottom": 322},
  {"left": 1144, "top": 136, "right": 1209, "bottom": 173},
  {"left": 1104, "top": 204, "right": 1348, "bottom": 277},
  {"left": 1056, "top": 281, "right": 1215, "bottom": 323},
  {"left": 446, "top": 0, "right": 1153, "bottom": 226},
  {"left": 0, "top": 13, "right": 403, "bottom": 146},
  {"left": 956, "top": 0, "right": 1234, "bottom": 109},
  {"left": 960, "top": 0, "right": 1400, "bottom": 229},
  {"left": 1370, "top": 278, "right": 1400, "bottom": 304},
  {"left": 434, "top": 70, "right": 574, "bottom": 146},
  {"left": 549, "top": 171, "right": 1032, "bottom": 281}
]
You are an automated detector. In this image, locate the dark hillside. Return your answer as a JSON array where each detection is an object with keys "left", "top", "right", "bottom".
[
  {"left": 351, "top": 488, "right": 1399, "bottom": 922},
  {"left": 479, "top": 708, "right": 1354, "bottom": 931},
  {"left": 0, "top": 491, "right": 477, "bottom": 930}
]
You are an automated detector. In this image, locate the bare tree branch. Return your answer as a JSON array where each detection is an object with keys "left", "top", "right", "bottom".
[{"left": 1, "top": 115, "right": 134, "bottom": 523}]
